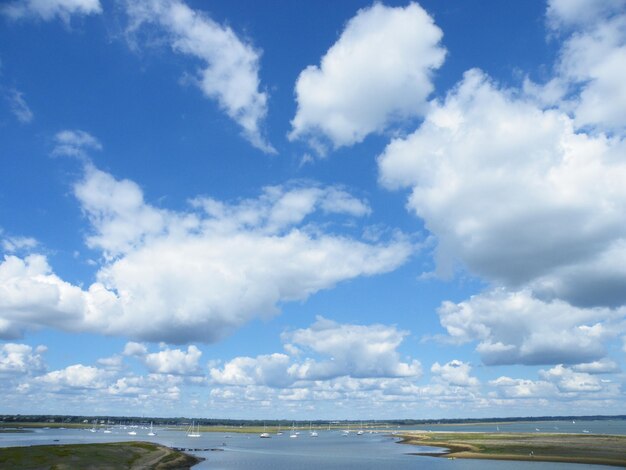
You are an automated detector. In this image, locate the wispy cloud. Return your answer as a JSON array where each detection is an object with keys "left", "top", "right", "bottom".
[
  {"left": 5, "top": 89, "right": 33, "bottom": 123},
  {"left": 52, "top": 129, "right": 102, "bottom": 159},
  {"left": 1, "top": 0, "right": 102, "bottom": 23},
  {"left": 123, "top": 0, "right": 274, "bottom": 153}
]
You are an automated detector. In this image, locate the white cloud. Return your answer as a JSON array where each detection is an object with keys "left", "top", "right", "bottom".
[
  {"left": 191, "top": 182, "right": 371, "bottom": 237},
  {"left": 546, "top": 0, "right": 625, "bottom": 30},
  {"left": 37, "top": 364, "right": 108, "bottom": 390},
  {"left": 0, "top": 343, "right": 46, "bottom": 375},
  {"left": 378, "top": 69, "right": 626, "bottom": 308},
  {"left": 540, "top": 364, "right": 603, "bottom": 393},
  {"left": 123, "top": 341, "right": 148, "bottom": 357},
  {"left": 96, "top": 355, "right": 124, "bottom": 370},
  {"left": 0, "top": 163, "right": 411, "bottom": 343},
  {"left": 289, "top": 2, "right": 445, "bottom": 152},
  {"left": 124, "top": 0, "right": 273, "bottom": 152},
  {"left": 210, "top": 353, "right": 291, "bottom": 387},
  {"left": 0, "top": 254, "right": 92, "bottom": 339},
  {"left": 557, "top": 10, "right": 626, "bottom": 133},
  {"left": 431, "top": 360, "right": 479, "bottom": 387},
  {"left": 439, "top": 289, "right": 623, "bottom": 366},
  {"left": 572, "top": 359, "right": 620, "bottom": 374},
  {"left": 5, "top": 89, "right": 33, "bottom": 123},
  {"left": 74, "top": 166, "right": 166, "bottom": 258},
  {"left": 210, "top": 317, "right": 421, "bottom": 389},
  {"left": 489, "top": 376, "right": 557, "bottom": 399},
  {"left": 52, "top": 129, "right": 102, "bottom": 159},
  {"left": 143, "top": 345, "right": 202, "bottom": 375},
  {"left": 284, "top": 316, "right": 421, "bottom": 380},
  {"left": 490, "top": 364, "right": 610, "bottom": 401},
  {"left": 375, "top": 40, "right": 626, "bottom": 369},
  {"left": 1, "top": 0, "right": 102, "bottom": 23},
  {"left": 1, "top": 233, "right": 37, "bottom": 253}
]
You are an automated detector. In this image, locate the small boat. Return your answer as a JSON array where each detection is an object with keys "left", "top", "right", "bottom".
[
  {"left": 187, "top": 421, "right": 201, "bottom": 438},
  {"left": 148, "top": 422, "right": 156, "bottom": 436},
  {"left": 260, "top": 423, "right": 271, "bottom": 438},
  {"left": 128, "top": 430, "right": 137, "bottom": 436},
  {"left": 290, "top": 423, "right": 298, "bottom": 438},
  {"left": 309, "top": 422, "right": 318, "bottom": 437}
]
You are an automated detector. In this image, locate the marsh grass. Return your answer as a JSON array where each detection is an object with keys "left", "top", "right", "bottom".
[
  {"left": 0, "top": 441, "right": 201, "bottom": 470},
  {"left": 400, "top": 431, "right": 626, "bottom": 467}
]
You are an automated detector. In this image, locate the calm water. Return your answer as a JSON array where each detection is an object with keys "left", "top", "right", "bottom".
[
  {"left": 2, "top": 419, "right": 625, "bottom": 469},
  {"left": 405, "top": 419, "right": 626, "bottom": 435}
]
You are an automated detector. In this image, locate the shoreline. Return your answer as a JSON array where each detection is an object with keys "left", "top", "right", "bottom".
[
  {"left": 0, "top": 441, "right": 204, "bottom": 469},
  {"left": 398, "top": 431, "right": 626, "bottom": 467}
]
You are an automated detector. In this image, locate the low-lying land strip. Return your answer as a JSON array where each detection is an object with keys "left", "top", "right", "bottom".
[
  {"left": 0, "top": 441, "right": 203, "bottom": 469},
  {"left": 399, "top": 431, "right": 626, "bottom": 467}
]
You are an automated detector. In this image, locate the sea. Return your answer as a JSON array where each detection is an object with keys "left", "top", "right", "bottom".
[{"left": 1, "top": 419, "right": 625, "bottom": 469}]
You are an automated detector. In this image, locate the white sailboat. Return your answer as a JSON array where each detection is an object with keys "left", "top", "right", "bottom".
[
  {"left": 290, "top": 423, "right": 298, "bottom": 438},
  {"left": 187, "top": 421, "right": 201, "bottom": 438},
  {"left": 260, "top": 423, "right": 271, "bottom": 438},
  {"left": 309, "top": 422, "right": 318, "bottom": 437},
  {"left": 148, "top": 422, "right": 156, "bottom": 436}
]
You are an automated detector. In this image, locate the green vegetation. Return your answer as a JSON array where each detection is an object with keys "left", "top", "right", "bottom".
[
  {"left": 400, "top": 431, "right": 626, "bottom": 467},
  {"left": 0, "top": 441, "right": 202, "bottom": 470}
]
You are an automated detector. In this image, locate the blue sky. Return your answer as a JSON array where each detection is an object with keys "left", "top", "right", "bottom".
[{"left": 1, "top": 0, "right": 626, "bottom": 420}]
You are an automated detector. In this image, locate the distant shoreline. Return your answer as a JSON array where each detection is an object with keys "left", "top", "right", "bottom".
[{"left": 398, "top": 431, "right": 626, "bottom": 467}]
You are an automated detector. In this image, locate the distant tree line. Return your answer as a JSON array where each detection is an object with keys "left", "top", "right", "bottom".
[{"left": 1, "top": 414, "right": 625, "bottom": 426}]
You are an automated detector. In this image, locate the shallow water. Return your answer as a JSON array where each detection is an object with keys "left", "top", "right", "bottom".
[
  {"left": 1, "top": 420, "right": 624, "bottom": 469},
  {"left": 405, "top": 419, "right": 626, "bottom": 435}
]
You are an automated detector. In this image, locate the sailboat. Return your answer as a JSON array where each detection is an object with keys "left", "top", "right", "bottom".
[
  {"left": 276, "top": 424, "right": 283, "bottom": 436},
  {"left": 187, "top": 421, "right": 201, "bottom": 438},
  {"left": 309, "top": 422, "right": 318, "bottom": 437},
  {"left": 148, "top": 422, "right": 156, "bottom": 436},
  {"left": 290, "top": 423, "right": 298, "bottom": 438},
  {"left": 88, "top": 420, "right": 97, "bottom": 433},
  {"left": 260, "top": 423, "right": 271, "bottom": 438},
  {"left": 356, "top": 421, "right": 364, "bottom": 435}
]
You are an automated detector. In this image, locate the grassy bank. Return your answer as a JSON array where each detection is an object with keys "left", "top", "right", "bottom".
[
  {"left": 0, "top": 441, "right": 203, "bottom": 469},
  {"left": 399, "top": 431, "right": 626, "bottom": 467}
]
